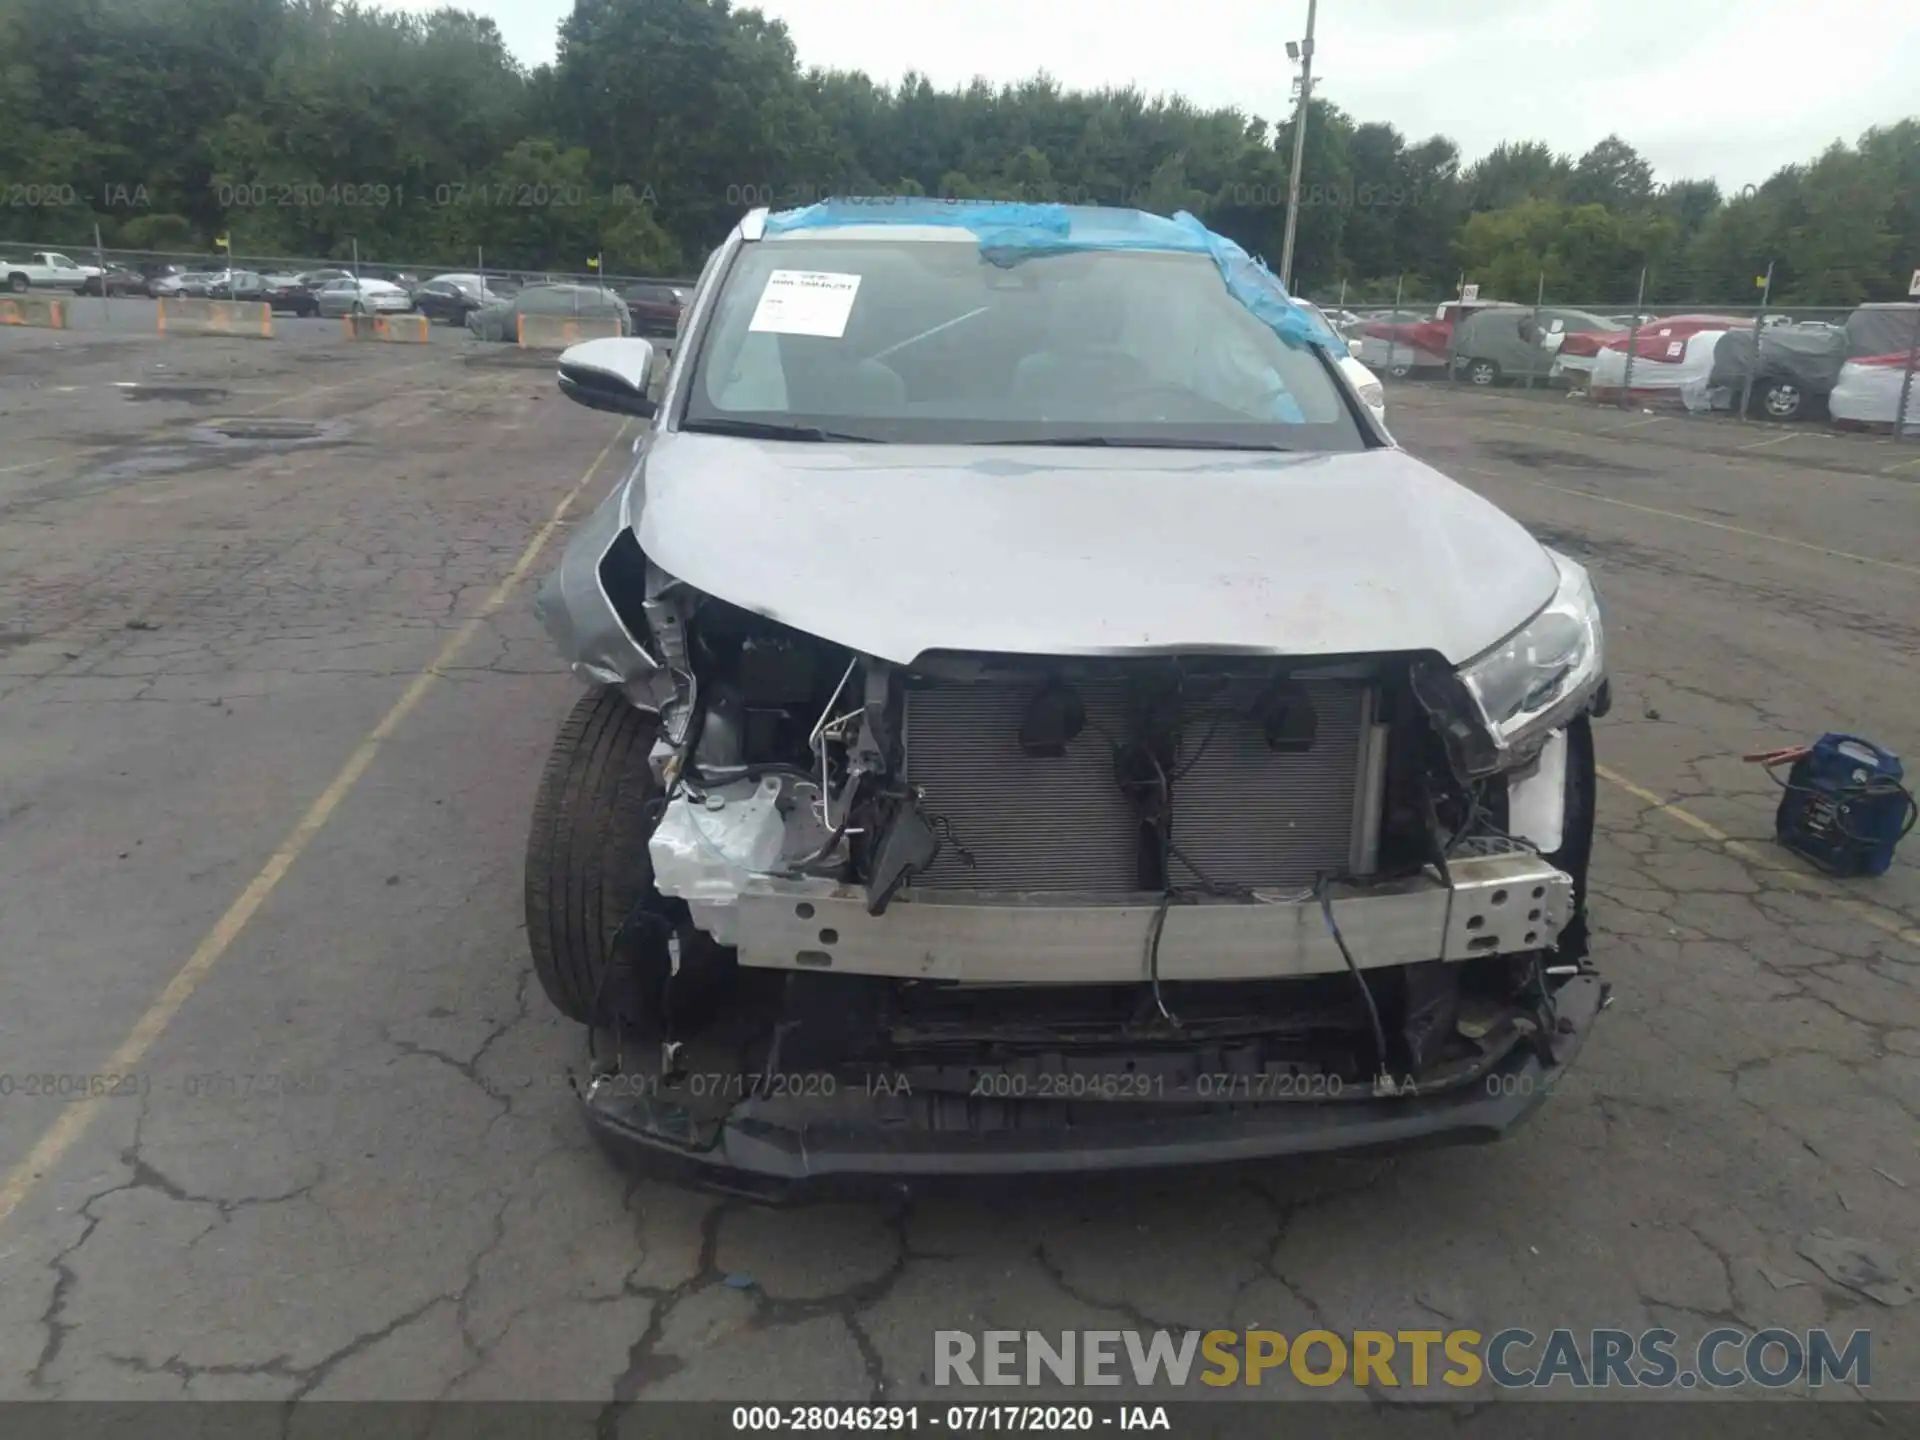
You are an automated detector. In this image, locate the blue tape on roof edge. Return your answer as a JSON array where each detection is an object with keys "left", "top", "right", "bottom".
[{"left": 760, "top": 199, "right": 1344, "bottom": 354}]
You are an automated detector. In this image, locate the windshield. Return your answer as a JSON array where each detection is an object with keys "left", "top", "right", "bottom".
[{"left": 682, "top": 237, "right": 1366, "bottom": 449}]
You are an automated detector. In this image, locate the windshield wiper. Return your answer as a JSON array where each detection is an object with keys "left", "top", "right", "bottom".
[
  {"left": 682, "top": 417, "right": 881, "bottom": 443},
  {"left": 982, "top": 435, "right": 1301, "bottom": 451}
]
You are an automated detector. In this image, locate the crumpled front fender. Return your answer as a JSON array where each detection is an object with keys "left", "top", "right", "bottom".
[{"left": 534, "top": 472, "right": 662, "bottom": 689}]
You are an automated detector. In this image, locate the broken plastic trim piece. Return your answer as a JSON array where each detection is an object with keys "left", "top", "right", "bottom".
[
  {"left": 1411, "top": 658, "right": 1501, "bottom": 780},
  {"left": 864, "top": 804, "right": 939, "bottom": 916}
]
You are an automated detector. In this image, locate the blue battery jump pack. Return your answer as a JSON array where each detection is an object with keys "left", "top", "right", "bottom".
[{"left": 1770, "top": 735, "right": 1915, "bottom": 878}]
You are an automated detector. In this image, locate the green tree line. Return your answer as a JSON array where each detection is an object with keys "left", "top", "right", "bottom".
[{"left": 1, "top": 0, "right": 1915, "bottom": 303}]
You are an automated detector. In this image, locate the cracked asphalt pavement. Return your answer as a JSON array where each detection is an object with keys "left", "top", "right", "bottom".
[{"left": 0, "top": 328, "right": 1915, "bottom": 1415}]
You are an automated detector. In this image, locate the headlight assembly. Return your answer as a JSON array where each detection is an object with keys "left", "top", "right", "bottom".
[
  {"left": 1355, "top": 381, "right": 1385, "bottom": 410},
  {"left": 1415, "top": 549, "right": 1606, "bottom": 777}
]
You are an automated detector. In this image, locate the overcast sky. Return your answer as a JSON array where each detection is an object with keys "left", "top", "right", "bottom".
[{"left": 399, "top": 0, "right": 1920, "bottom": 191}]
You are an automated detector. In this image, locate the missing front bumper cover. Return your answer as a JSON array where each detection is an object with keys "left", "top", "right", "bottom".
[
  {"left": 699, "top": 850, "right": 1574, "bottom": 984},
  {"left": 579, "top": 974, "right": 1607, "bottom": 1200},
  {"left": 645, "top": 776, "right": 1574, "bottom": 986}
]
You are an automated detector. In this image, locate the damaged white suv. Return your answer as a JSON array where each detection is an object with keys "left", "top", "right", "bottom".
[{"left": 527, "top": 199, "right": 1611, "bottom": 1198}]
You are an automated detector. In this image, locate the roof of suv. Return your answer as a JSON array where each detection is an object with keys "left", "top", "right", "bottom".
[{"left": 755, "top": 199, "right": 1234, "bottom": 250}]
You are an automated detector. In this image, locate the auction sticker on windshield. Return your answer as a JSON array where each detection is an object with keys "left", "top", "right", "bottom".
[{"left": 749, "top": 269, "right": 861, "bottom": 337}]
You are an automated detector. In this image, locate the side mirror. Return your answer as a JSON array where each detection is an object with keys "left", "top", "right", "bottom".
[{"left": 557, "top": 336, "right": 658, "bottom": 419}]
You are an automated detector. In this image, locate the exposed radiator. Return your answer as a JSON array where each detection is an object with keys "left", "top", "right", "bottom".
[
  {"left": 1166, "top": 678, "right": 1368, "bottom": 893},
  {"left": 903, "top": 673, "right": 1373, "bottom": 895}
]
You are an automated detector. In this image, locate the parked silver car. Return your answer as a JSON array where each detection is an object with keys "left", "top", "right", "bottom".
[
  {"left": 522, "top": 200, "right": 1611, "bottom": 1198},
  {"left": 313, "top": 277, "right": 414, "bottom": 318}
]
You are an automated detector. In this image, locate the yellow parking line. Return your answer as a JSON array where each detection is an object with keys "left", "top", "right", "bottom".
[
  {"left": 1463, "top": 468, "right": 1920, "bottom": 577},
  {"left": 1598, "top": 765, "right": 1920, "bottom": 950},
  {"left": 1739, "top": 432, "right": 1805, "bottom": 450},
  {"left": 0, "top": 457, "right": 61, "bottom": 477},
  {"left": 0, "top": 418, "right": 631, "bottom": 1234}
]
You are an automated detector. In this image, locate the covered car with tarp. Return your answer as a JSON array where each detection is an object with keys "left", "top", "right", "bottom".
[
  {"left": 467, "top": 283, "right": 633, "bottom": 342},
  {"left": 1556, "top": 314, "right": 1747, "bottom": 379},
  {"left": 1806, "top": 304, "right": 1919, "bottom": 431},
  {"left": 1447, "top": 306, "right": 1617, "bottom": 388},
  {"left": 1830, "top": 352, "right": 1920, "bottom": 433},
  {"left": 1844, "top": 301, "right": 1920, "bottom": 359},
  {"left": 1700, "top": 323, "right": 1851, "bottom": 420},
  {"left": 1587, "top": 324, "right": 1734, "bottom": 406}
]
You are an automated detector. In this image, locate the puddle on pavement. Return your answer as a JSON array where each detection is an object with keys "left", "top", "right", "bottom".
[
  {"left": 203, "top": 419, "right": 322, "bottom": 442},
  {"left": 1483, "top": 440, "right": 1649, "bottom": 475},
  {"left": 118, "top": 384, "right": 230, "bottom": 404},
  {"left": 3, "top": 417, "right": 356, "bottom": 510},
  {"left": 184, "top": 417, "right": 347, "bottom": 448}
]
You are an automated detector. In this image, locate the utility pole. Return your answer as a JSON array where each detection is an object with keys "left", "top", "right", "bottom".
[
  {"left": 1738, "top": 260, "right": 1774, "bottom": 423},
  {"left": 1278, "top": 0, "right": 1318, "bottom": 291}
]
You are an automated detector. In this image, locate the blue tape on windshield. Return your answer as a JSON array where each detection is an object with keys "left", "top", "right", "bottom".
[{"left": 760, "top": 199, "right": 1344, "bottom": 354}]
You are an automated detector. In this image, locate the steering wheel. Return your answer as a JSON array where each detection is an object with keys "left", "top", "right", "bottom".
[
  {"left": 1098, "top": 379, "right": 1240, "bottom": 422},
  {"left": 1098, "top": 380, "right": 1198, "bottom": 420}
]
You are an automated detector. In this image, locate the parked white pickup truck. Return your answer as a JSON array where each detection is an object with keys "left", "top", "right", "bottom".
[{"left": 2, "top": 251, "right": 102, "bottom": 292}]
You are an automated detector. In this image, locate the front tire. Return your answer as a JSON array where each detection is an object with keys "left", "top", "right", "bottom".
[
  {"left": 1758, "top": 381, "right": 1804, "bottom": 421},
  {"left": 1468, "top": 358, "right": 1500, "bottom": 387},
  {"left": 525, "top": 689, "right": 671, "bottom": 1028}
]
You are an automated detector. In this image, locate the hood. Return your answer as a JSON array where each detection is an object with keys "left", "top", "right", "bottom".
[{"left": 633, "top": 436, "right": 1557, "bottom": 667}]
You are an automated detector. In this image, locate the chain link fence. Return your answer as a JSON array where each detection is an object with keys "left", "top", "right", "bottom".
[{"left": 2, "top": 238, "right": 697, "bottom": 298}]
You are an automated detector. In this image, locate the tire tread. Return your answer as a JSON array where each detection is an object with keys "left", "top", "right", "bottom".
[{"left": 524, "top": 689, "right": 661, "bottom": 1023}]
